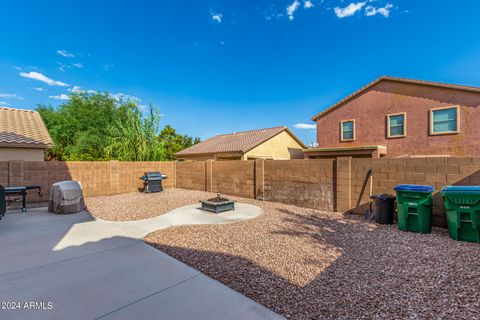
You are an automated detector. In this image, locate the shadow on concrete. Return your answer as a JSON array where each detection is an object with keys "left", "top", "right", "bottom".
[{"left": 0, "top": 208, "right": 279, "bottom": 320}]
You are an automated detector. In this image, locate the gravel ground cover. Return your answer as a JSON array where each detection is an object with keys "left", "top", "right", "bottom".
[
  {"left": 143, "top": 189, "right": 480, "bottom": 319},
  {"left": 86, "top": 188, "right": 216, "bottom": 221}
]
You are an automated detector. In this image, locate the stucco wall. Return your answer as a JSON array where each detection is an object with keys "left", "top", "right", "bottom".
[
  {"left": 177, "top": 154, "right": 217, "bottom": 161},
  {"left": 243, "top": 131, "right": 304, "bottom": 160},
  {"left": 0, "top": 147, "right": 45, "bottom": 161},
  {"left": 315, "top": 80, "right": 480, "bottom": 157},
  {"left": 177, "top": 154, "right": 242, "bottom": 161}
]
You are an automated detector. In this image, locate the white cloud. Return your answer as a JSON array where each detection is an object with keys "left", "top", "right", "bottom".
[
  {"left": 304, "top": 0, "right": 314, "bottom": 9},
  {"left": 20, "top": 71, "right": 69, "bottom": 87},
  {"left": 334, "top": 2, "right": 366, "bottom": 18},
  {"left": 11, "top": 65, "right": 22, "bottom": 71},
  {"left": 49, "top": 94, "right": 70, "bottom": 100},
  {"left": 287, "top": 0, "right": 300, "bottom": 20},
  {"left": 365, "top": 3, "right": 394, "bottom": 17},
  {"left": 72, "top": 62, "right": 83, "bottom": 68},
  {"left": 211, "top": 12, "right": 222, "bottom": 23},
  {"left": 69, "top": 85, "right": 82, "bottom": 93},
  {"left": 110, "top": 93, "right": 141, "bottom": 102},
  {"left": 68, "top": 85, "right": 96, "bottom": 94},
  {"left": 57, "top": 50, "right": 75, "bottom": 58},
  {"left": 0, "top": 101, "right": 11, "bottom": 106},
  {"left": 31, "top": 87, "right": 45, "bottom": 92},
  {"left": 293, "top": 123, "right": 316, "bottom": 129},
  {"left": 0, "top": 93, "right": 24, "bottom": 100}
]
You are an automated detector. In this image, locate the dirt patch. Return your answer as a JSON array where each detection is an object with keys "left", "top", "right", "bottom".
[{"left": 86, "top": 188, "right": 216, "bottom": 221}]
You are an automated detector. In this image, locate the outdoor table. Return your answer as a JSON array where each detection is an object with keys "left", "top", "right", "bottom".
[{"left": 4, "top": 186, "right": 42, "bottom": 212}]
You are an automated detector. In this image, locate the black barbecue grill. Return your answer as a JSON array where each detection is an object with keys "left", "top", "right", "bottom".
[{"left": 139, "top": 172, "right": 167, "bottom": 193}]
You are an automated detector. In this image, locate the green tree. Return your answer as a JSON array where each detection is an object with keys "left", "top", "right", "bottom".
[
  {"left": 37, "top": 92, "right": 138, "bottom": 160},
  {"left": 106, "top": 104, "right": 167, "bottom": 161},
  {"left": 159, "top": 125, "right": 201, "bottom": 160},
  {"left": 37, "top": 91, "right": 199, "bottom": 161}
]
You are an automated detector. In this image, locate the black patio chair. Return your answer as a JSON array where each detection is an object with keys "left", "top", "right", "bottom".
[{"left": 0, "top": 185, "right": 5, "bottom": 219}]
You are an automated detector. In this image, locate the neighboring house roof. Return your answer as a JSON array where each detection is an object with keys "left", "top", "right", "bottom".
[
  {"left": 175, "top": 126, "right": 305, "bottom": 156},
  {"left": 0, "top": 106, "right": 53, "bottom": 148},
  {"left": 311, "top": 76, "right": 480, "bottom": 121}
]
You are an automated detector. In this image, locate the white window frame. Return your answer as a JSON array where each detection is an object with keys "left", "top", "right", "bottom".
[
  {"left": 387, "top": 112, "right": 407, "bottom": 138},
  {"left": 340, "top": 119, "right": 355, "bottom": 142},
  {"left": 429, "top": 106, "right": 460, "bottom": 135}
]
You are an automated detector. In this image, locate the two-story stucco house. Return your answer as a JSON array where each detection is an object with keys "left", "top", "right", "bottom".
[{"left": 304, "top": 76, "right": 480, "bottom": 158}]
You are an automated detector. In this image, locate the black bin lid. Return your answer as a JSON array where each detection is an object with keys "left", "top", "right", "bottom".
[{"left": 370, "top": 193, "right": 396, "bottom": 200}]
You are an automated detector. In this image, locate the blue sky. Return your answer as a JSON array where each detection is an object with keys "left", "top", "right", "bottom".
[{"left": 1, "top": 0, "right": 480, "bottom": 144}]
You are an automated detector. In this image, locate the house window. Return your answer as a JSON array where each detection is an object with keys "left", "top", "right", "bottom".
[
  {"left": 430, "top": 106, "right": 459, "bottom": 135},
  {"left": 340, "top": 120, "right": 355, "bottom": 141},
  {"left": 387, "top": 113, "right": 406, "bottom": 138}
]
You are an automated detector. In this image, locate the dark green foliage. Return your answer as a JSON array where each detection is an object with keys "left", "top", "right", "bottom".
[
  {"left": 159, "top": 125, "right": 201, "bottom": 160},
  {"left": 37, "top": 92, "right": 199, "bottom": 161},
  {"left": 106, "top": 103, "right": 167, "bottom": 161}
]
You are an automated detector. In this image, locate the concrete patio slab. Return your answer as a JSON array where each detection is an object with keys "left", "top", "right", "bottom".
[
  {"left": 0, "top": 207, "right": 281, "bottom": 320},
  {"left": 54, "top": 203, "right": 262, "bottom": 250},
  {"left": 100, "top": 274, "right": 280, "bottom": 320}
]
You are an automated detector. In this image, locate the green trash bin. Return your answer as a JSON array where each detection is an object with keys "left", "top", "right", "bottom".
[
  {"left": 441, "top": 186, "right": 480, "bottom": 243},
  {"left": 394, "top": 184, "right": 434, "bottom": 234}
]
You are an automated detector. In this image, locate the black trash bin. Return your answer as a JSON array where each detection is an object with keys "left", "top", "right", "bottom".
[{"left": 370, "top": 194, "right": 396, "bottom": 224}]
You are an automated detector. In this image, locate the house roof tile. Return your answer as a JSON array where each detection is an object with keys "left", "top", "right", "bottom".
[
  {"left": 0, "top": 106, "right": 53, "bottom": 148},
  {"left": 311, "top": 76, "right": 480, "bottom": 121},
  {"left": 175, "top": 126, "right": 303, "bottom": 156}
]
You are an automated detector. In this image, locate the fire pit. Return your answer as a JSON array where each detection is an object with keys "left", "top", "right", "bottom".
[{"left": 200, "top": 193, "right": 235, "bottom": 213}]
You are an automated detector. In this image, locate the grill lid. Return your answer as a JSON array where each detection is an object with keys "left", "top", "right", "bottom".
[{"left": 140, "top": 172, "right": 164, "bottom": 181}]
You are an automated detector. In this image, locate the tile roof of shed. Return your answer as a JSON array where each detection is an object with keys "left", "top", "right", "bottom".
[
  {"left": 0, "top": 106, "right": 53, "bottom": 148},
  {"left": 175, "top": 126, "right": 303, "bottom": 156}
]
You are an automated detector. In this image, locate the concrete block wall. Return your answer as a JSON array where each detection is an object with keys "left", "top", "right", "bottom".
[
  {"left": 3, "top": 157, "right": 480, "bottom": 227},
  {"left": 116, "top": 161, "right": 175, "bottom": 194},
  {"left": 346, "top": 156, "right": 480, "bottom": 227},
  {"left": 1, "top": 161, "right": 176, "bottom": 203},
  {"left": 211, "top": 160, "right": 255, "bottom": 198},
  {"left": 172, "top": 159, "right": 335, "bottom": 210},
  {"left": 176, "top": 161, "right": 206, "bottom": 191},
  {"left": 0, "top": 161, "right": 8, "bottom": 186},
  {"left": 263, "top": 159, "right": 335, "bottom": 211},
  {"left": 335, "top": 157, "right": 351, "bottom": 212}
]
